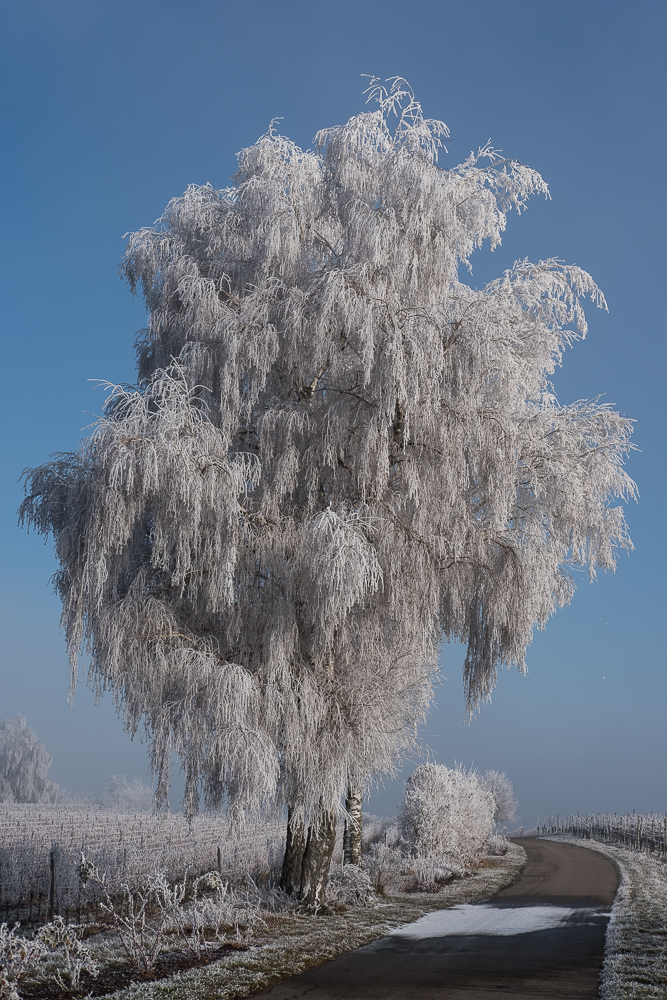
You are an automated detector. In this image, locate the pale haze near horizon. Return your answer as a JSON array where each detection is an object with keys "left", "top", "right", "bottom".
[{"left": 1, "top": 0, "right": 665, "bottom": 828}]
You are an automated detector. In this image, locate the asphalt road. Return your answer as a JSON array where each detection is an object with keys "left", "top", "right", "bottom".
[{"left": 252, "top": 838, "right": 619, "bottom": 1000}]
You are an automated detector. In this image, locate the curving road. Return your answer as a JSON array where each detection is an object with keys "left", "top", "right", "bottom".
[{"left": 252, "top": 838, "right": 618, "bottom": 999}]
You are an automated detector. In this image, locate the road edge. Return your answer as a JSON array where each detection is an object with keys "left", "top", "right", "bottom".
[
  {"left": 540, "top": 834, "right": 667, "bottom": 999},
  {"left": 101, "top": 844, "right": 528, "bottom": 1000}
]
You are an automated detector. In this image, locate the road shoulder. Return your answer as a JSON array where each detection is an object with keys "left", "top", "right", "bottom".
[
  {"left": 102, "top": 843, "right": 527, "bottom": 1000},
  {"left": 541, "top": 835, "right": 667, "bottom": 999}
]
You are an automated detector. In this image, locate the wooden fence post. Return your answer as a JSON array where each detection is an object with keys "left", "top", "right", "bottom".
[{"left": 48, "top": 850, "right": 56, "bottom": 921}]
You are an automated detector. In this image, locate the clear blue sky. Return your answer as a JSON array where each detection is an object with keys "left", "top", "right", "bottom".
[{"left": 1, "top": 0, "right": 665, "bottom": 826}]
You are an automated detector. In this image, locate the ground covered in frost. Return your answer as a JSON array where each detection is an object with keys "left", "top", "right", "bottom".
[
  {"left": 543, "top": 836, "right": 667, "bottom": 1000},
  {"left": 96, "top": 843, "right": 526, "bottom": 1000}
]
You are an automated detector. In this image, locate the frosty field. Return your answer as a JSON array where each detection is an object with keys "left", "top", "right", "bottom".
[
  {"left": 0, "top": 804, "right": 284, "bottom": 921},
  {"left": 0, "top": 803, "right": 527, "bottom": 1000}
]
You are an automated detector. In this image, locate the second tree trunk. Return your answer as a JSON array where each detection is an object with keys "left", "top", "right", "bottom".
[{"left": 343, "top": 787, "right": 362, "bottom": 865}]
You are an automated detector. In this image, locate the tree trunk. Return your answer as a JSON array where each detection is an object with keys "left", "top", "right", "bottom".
[
  {"left": 343, "top": 787, "right": 363, "bottom": 865},
  {"left": 280, "top": 806, "right": 306, "bottom": 894},
  {"left": 298, "top": 808, "right": 337, "bottom": 908}
]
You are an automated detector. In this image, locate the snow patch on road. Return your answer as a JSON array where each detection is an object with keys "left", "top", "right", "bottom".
[{"left": 391, "top": 903, "right": 577, "bottom": 938}]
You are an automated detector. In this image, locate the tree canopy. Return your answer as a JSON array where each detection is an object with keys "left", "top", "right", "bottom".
[{"left": 21, "top": 78, "right": 635, "bottom": 822}]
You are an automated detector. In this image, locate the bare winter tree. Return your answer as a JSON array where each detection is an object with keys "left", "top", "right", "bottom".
[
  {"left": 21, "top": 78, "right": 635, "bottom": 905},
  {"left": 0, "top": 716, "right": 59, "bottom": 804}
]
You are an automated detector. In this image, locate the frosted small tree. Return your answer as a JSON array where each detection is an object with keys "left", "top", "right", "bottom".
[
  {"left": 21, "top": 78, "right": 635, "bottom": 905},
  {"left": 400, "top": 763, "right": 494, "bottom": 860},
  {"left": 482, "top": 770, "right": 517, "bottom": 824},
  {"left": 103, "top": 774, "right": 155, "bottom": 812},
  {"left": 0, "top": 716, "right": 59, "bottom": 804}
]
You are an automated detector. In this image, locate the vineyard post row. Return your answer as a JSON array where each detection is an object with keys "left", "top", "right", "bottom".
[
  {"left": 537, "top": 812, "right": 667, "bottom": 858},
  {"left": 0, "top": 805, "right": 285, "bottom": 926}
]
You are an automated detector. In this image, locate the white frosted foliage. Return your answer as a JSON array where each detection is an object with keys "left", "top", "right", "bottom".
[
  {"left": 21, "top": 78, "right": 635, "bottom": 821},
  {"left": 400, "top": 762, "right": 495, "bottom": 859},
  {"left": 0, "top": 716, "right": 59, "bottom": 804},
  {"left": 482, "top": 770, "right": 517, "bottom": 824}
]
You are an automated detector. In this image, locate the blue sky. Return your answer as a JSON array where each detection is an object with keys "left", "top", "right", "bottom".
[{"left": 1, "top": 0, "right": 665, "bottom": 826}]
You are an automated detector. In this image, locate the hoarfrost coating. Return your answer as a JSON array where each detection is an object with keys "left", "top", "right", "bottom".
[
  {"left": 400, "top": 763, "right": 494, "bottom": 860},
  {"left": 0, "top": 717, "right": 58, "bottom": 805},
  {"left": 20, "top": 77, "right": 635, "bottom": 822},
  {"left": 481, "top": 770, "right": 517, "bottom": 825}
]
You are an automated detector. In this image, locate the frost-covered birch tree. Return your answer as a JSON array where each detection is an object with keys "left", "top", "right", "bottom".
[{"left": 21, "top": 78, "right": 635, "bottom": 905}]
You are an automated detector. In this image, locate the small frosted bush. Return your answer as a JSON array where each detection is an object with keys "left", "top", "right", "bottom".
[
  {"left": 0, "top": 923, "right": 46, "bottom": 1000},
  {"left": 37, "top": 917, "right": 99, "bottom": 989},
  {"left": 487, "top": 833, "right": 509, "bottom": 855},
  {"left": 400, "top": 763, "right": 494, "bottom": 862},
  {"left": 362, "top": 844, "right": 406, "bottom": 894},
  {"left": 327, "top": 864, "right": 374, "bottom": 907},
  {"left": 404, "top": 857, "right": 462, "bottom": 892}
]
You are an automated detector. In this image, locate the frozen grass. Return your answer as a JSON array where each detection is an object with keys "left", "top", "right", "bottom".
[
  {"left": 543, "top": 836, "right": 667, "bottom": 1000},
  {"left": 95, "top": 843, "right": 526, "bottom": 1000}
]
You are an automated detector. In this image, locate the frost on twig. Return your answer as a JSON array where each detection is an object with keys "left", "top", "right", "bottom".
[
  {"left": 37, "top": 917, "right": 98, "bottom": 989},
  {"left": 78, "top": 853, "right": 171, "bottom": 973},
  {"left": 0, "top": 923, "right": 45, "bottom": 1000}
]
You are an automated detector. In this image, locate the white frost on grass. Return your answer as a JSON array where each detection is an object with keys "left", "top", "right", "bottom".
[
  {"left": 390, "top": 903, "right": 577, "bottom": 938},
  {"left": 99, "top": 844, "right": 528, "bottom": 1000}
]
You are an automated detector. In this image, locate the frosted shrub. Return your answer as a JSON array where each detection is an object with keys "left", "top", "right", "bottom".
[
  {"left": 326, "top": 864, "right": 374, "bottom": 907},
  {"left": 0, "top": 923, "right": 46, "bottom": 1000},
  {"left": 178, "top": 893, "right": 259, "bottom": 951},
  {"left": 235, "top": 878, "right": 292, "bottom": 915},
  {"left": 362, "top": 844, "right": 405, "bottom": 894},
  {"left": 405, "top": 858, "right": 462, "bottom": 893},
  {"left": 486, "top": 833, "right": 509, "bottom": 856},
  {"left": 400, "top": 763, "right": 494, "bottom": 862},
  {"left": 37, "top": 916, "right": 99, "bottom": 988},
  {"left": 79, "top": 855, "right": 173, "bottom": 973},
  {"left": 160, "top": 871, "right": 262, "bottom": 957}
]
